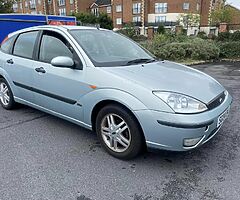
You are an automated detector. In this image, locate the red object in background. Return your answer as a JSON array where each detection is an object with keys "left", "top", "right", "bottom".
[
  {"left": 48, "top": 20, "right": 76, "bottom": 26},
  {"left": 1, "top": 36, "right": 8, "bottom": 45}
]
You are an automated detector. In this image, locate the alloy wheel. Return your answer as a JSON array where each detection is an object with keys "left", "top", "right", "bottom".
[
  {"left": 0, "top": 82, "right": 10, "bottom": 106},
  {"left": 101, "top": 114, "right": 131, "bottom": 153}
]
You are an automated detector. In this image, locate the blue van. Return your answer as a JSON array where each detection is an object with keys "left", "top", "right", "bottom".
[{"left": 0, "top": 14, "right": 76, "bottom": 43}]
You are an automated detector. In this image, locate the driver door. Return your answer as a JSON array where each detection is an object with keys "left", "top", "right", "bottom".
[{"left": 32, "top": 30, "right": 90, "bottom": 122}]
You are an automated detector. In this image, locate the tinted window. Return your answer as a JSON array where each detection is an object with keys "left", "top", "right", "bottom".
[
  {"left": 13, "top": 31, "right": 38, "bottom": 59},
  {"left": 0, "top": 36, "right": 15, "bottom": 53},
  {"left": 39, "top": 32, "right": 73, "bottom": 63}
]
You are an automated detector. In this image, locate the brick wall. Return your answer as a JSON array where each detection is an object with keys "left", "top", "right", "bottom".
[{"left": 12, "top": 0, "right": 224, "bottom": 29}]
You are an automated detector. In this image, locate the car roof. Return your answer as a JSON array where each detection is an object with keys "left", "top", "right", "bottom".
[{"left": 8, "top": 25, "right": 106, "bottom": 37}]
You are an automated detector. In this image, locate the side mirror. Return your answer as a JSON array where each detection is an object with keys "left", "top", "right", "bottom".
[{"left": 51, "top": 56, "right": 74, "bottom": 68}]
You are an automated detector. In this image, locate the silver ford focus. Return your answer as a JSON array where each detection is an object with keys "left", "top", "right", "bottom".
[{"left": 0, "top": 26, "right": 232, "bottom": 159}]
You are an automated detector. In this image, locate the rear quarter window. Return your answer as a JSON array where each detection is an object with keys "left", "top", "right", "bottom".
[
  {"left": 0, "top": 36, "right": 15, "bottom": 54},
  {"left": 13, "top": 31, "right": 38, "bottom": 59}
]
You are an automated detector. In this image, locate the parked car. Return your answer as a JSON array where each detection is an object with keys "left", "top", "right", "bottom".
[{"left": 0, "top": 26, "right": 232, "bottom": 159}]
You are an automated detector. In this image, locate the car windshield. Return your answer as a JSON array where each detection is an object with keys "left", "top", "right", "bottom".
[{"left": 70, "top": 29, "right": 155, "bottom": 67}]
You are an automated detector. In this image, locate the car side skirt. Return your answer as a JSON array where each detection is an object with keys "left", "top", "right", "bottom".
[{"left": 14, "top": 97, "right": 92, "bottom": 130}]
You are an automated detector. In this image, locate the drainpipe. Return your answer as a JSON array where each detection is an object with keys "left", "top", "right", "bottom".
[
  {"left": 141, "top": 0, "right": 145, "bottom": 35},
  {"left": 52, "top": 0, "right": 56, "bottom": 15}
]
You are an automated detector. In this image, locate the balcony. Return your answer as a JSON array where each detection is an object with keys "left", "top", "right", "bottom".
[
  {"left": 147, "top": 21, "right": 178, "bottom": 27},
  {"left": 122, "top": 22, "right": 142, "bottom": 27}
]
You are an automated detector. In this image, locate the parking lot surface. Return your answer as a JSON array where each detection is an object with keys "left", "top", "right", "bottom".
[{"left": 0, "top": 61, "right": 239, "bottom": 200}]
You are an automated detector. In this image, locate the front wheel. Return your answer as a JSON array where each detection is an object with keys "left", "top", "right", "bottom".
[
  {"left": 0, "top": 78, "right": 16, "bottom": 110},
  {"left": 96, "top": 104, "right": 144, "bottom": 160}
]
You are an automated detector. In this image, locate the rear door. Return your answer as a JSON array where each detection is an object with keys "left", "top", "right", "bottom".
[{"left": 3, "top": 31, "right": 39, "bottom": 102}]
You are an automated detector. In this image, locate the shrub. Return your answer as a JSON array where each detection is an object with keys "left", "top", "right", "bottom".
[
  {"left": 117, "top": 23, "right": 136, "bottom": 39},
  {"left": 155, "top": 43, "right": 186, "bottom": 60},
  {"left": 218, "top": 42, "right": 240, "bottom": 58},
  {"left": 157, "top": 24, "right": 165, "bottom": 34},
  {"left": 217, "top": 32, "right": 231, "bottom": 41},
  {"left": 230, "top": 31, "right": 240, "bottom": 41},
  {"left": 197, "top": 31, "right": 208, "bottom": 39},
  {"left": 144, "top": 37, "right": 220, "bottom": 61},
  {"left": 132, "top": 35, "right": 147, "bottom": 42},
  {"left": 152, "top": 34, "right": 170, "bottom": 46},
  {"left": 172, "top": 34, "right": 189, "bottom": 42}
]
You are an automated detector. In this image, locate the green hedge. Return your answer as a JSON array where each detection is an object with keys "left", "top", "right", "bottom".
[
  {"left": 218, "top": 42, "right": 240, "bottom": 58},
  {"left": 144, "top": 37, "right": 220, "bottom": 61},
  {"left": 217, "top": 31, "right": 240, "bottom": 42}
]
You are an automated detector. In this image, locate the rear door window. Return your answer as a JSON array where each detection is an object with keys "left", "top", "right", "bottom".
[{"left": 13, "top": 31, "right": 38, "bottom": 59}]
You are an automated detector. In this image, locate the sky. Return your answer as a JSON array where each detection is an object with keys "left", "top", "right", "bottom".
[{"left": 227, "top": 0, "right": 240, "bottom": 9}]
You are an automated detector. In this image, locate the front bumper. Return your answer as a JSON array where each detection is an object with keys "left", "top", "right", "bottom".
[{"left": 134, "top": 93, "right": 232, "bottom": 151}]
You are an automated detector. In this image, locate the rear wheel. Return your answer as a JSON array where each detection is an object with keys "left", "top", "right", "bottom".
[
  {"left": 96, "top": 104, "right": 144, "bottom": 159},
  {"left": 0, "top": 78, "right": 16, "bottom": 110}
]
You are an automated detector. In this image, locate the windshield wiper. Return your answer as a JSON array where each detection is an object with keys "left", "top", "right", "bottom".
[{"left": 125, "top": 58, "right": 155, "bottom": 65}]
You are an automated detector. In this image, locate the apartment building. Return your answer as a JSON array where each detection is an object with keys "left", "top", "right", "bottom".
[
  {"left": 12, "top": 0, "right": 223, "bottom": 33},
  {"left": 89, "top": 0, "right": 222, "bottom": 34},
  {"left": 12, "top": 0, "right": 94, "bottom": 16}
]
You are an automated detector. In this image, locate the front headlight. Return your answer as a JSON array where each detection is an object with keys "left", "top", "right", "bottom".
[{"left": 153, "top": 91, "right": 208, "bottom": 114}]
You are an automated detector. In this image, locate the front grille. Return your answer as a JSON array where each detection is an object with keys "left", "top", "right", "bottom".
[{"left": 207, "top": 92, "right": 226, "bottom": 110}]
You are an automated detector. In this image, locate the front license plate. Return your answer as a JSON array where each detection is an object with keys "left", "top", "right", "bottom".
[{"left": 217, "top": 107, "right": 230, "bottom": 128}]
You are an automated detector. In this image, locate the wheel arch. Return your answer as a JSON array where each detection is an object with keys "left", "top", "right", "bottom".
[{"left": 91, "top": 100, "right": 146, "bottom": 145}]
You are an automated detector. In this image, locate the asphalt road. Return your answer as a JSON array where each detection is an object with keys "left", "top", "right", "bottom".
[{"left": 0, "top": 61, "right": 239, "bottom": 200}]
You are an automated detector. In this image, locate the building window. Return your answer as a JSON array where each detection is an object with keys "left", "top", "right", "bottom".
[
  {"left": 12, "top": 3, "right": 18, "bottom": 12},
  {"left": 133, "top": 16, "right": 141, "bottom": 23},
  {"left": 155, "top": 16, "right": 166, "bottom": 23},
  {"left": 38, "top": 0, "right": 41, "bottom": 5},
  {"left": 58, "top": 0, "right": 65, "bottom": 6},
  {"left": 155, "top": 3, "right": 167, "bottom": 13},
  {"left": 29, "top": 0, "right": 36, "bottom": 9},
  {"left": 183, "top": 3, "right": 190, "bottom": 10},
  {"left": 92, "top": 8, "right": 99, "bottom": 16},
  {"left": 116, "top": 5, "right": 122, "bottom": 12},
  {"left": 48, "top": 0, "right": 51, "bottom": 4},
  {"left": 70, "top": 0, "right": 73, "bottom": 4},
  {"left": 59, "top": 8, "right": 66, "bottom": 15},
  {"left": 25, "top": 1, "right": 28, "bottom": 8},
  {"left": 116, "top": 18, "right": 122, "bottom": 25},
  {"left": 107, "top": 6, "right": 111, "bottom": 13},
  {"left": 133, "top": 3, "right": 141, "bottom": 14}
]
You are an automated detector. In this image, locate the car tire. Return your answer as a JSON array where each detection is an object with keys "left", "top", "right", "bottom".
[
  {"left": 96, "top": 104, "right": 144, "bottom": 160},
  {"left": 0, "top": 78, "right": 16, "bottom": 110}
]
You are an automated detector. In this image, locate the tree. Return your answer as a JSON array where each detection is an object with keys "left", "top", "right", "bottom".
[
  {"left": 73, "top": 12, "right": 113, "bottom": 30},
  {"left": 98, "top": 13, "right": 113, "bottom": 30},
  {"left": 211, "top": 5, "right": 233, "bottom": 25},
  {"left": 75, "top": 12, "right": 98, "bottom": 25},
  {"left": 0, "top": 0, "right": 13, "bottom": 13},
  {"left": 178, "top": 13, "right": 200, "bottom": 28}
]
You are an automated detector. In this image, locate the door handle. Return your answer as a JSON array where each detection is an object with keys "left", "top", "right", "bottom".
[
  {"left": 35, "top": 67, "right": 46, "bottom": 74},
  {"left": 6, "top": 59, "right": 14, "bottom": 64}
]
